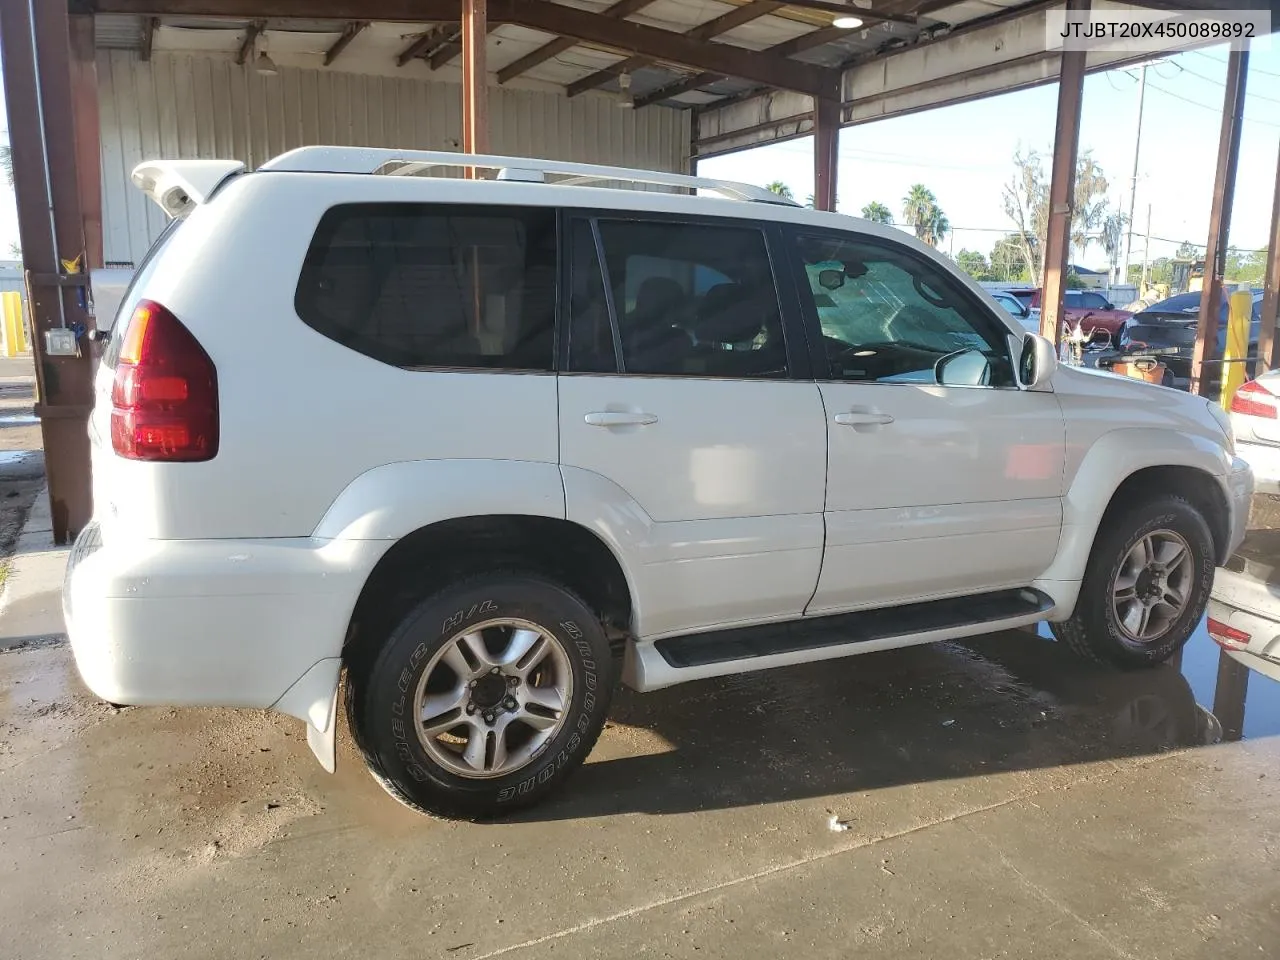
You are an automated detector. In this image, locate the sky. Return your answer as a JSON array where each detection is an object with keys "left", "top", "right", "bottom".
[
  {"left": 699, "top": 43, "right": 1280, "bottom": 273},
  {"left": 0, "top": 41, "right": 1276, "bottom": 274}
]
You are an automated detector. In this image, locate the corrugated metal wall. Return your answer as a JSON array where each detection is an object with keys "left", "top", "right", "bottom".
[{"left": 97, "top": 51, "right": 691, "bottom": 266}]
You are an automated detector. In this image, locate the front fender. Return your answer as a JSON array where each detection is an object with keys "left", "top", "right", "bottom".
[
  {"left": 1035, "top": 427, "right": 1232, "bottom": 616},
  {"left": 312, "top": 459, "right": 566, "bottom": 540}
]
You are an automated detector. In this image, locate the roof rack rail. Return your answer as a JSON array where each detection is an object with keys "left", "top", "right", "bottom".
[{"left": 258, "top": 146, "right": 796, "bottom": 206}]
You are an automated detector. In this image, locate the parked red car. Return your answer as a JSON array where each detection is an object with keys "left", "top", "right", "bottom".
[{"left": 1030, "top": 289, "right": 1132, "bottom": 343}]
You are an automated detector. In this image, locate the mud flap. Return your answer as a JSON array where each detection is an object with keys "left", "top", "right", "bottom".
[
  {"left": 271, "top": 657, "right": 341, "bottom": 773},
  {"left": 306, "top": 686, "right": 340, "bottom": 774}
]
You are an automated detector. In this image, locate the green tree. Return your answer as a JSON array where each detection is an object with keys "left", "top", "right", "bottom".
[
  {"left": 1225, "top": 247, "right": 1266, "bottom": 285},
  {"left": 902, "top": 184, "right": 948, "bottom": 247},
  {"left": 955, "top": 249, "right": 990, "bottom": 280},
  {"left": 1070, "top": 151, "right": 1109, "bottom": 262},
  {"left": 764, "top": 181, "right": 794, "bottom": 202},
  {"left": 0, "top": 145, "right": 11, "bottom": 185},
  {"left": 860, "top": 201, "right": 893, "bottom": 224},
  {"left": 1175, "top": 240, "right": 1200, "bottom": 260},
  {"left": 990, "top": 234, "right": 1031, "bottom": 282},
  {"left": 1002, "top": 148, "right": 1118, "bottom": 285},
  {"left": 1099, "top": 208, "right": 1127, "bottom": 283},
  {"left": 1127, "top": 257, "right": 1174, "bottom": 287},
  {"left": 1002, "top": 149, "right": 1049, "bottom": 285}
]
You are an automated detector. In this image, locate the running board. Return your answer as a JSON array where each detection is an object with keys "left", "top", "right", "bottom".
[{"left": 654, "top": 588, "right": 1054, "bottom": 669}]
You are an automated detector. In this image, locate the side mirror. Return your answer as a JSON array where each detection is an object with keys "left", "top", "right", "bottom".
[
  {"left": 1020, "top": 332, "right": 1058, "bottom": 390},
  {"left": 936, "top": 348, "right": 991, "bottom": 387},
  {"left": 818, "top": 269, "right": 845, "bottom": 291}
]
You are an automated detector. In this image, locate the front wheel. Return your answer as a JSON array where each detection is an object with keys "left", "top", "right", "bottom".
[
  {"left": 345, "top": 573, "right": 615, "bottom": 819},
  {"left": 1051, "top": 495, "right": 1215, "bottom": 668}
]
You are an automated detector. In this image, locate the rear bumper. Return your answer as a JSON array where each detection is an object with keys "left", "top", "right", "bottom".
[
  {"left": 63, "top": 522, "right": 383, "bottom": 710},
  {"left": 1237, "top": 440, "right": 1280, "bottom": 495},
  {"left": 1207, "top": 588, "right": 1280, "bottom": 685}
]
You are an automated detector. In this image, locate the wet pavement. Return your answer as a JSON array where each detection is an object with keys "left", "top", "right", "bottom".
[{"left": 2, "top": 618, "right": 1278, "bottom": 959}]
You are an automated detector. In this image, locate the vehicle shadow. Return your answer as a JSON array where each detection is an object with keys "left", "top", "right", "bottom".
[{"left": 516, "top": 629, "right": 1219, "bottom": 822}]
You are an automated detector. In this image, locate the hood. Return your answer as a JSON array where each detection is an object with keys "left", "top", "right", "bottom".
[{"left": 1051, "top": 363, "right": 1232, "bottom": 447}]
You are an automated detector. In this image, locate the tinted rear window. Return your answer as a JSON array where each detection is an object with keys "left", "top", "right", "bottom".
[
  {"left": 295, "top": 203, "right": 557, "bottom": 371},
  {"left": 1142, "top": 293, "right": 1204, "bottom": 315}
]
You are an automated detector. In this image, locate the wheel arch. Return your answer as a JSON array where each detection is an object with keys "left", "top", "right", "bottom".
[
  {"left": 343, "top": 514, "right": 636, "bottom": 674},
  {"left": 1036, "top": 428, "right": 1235, "bottom": 615},
  {"left": 1102, "top": 465, "right": 1231, "bottom": 565}
]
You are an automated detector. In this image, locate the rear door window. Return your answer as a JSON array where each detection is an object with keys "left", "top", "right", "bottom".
[
  {"left": 584, "top": 218, "right": 791, "bottom": 379},
  {"left": 295, "top": 203, "right": 557, "bottom": 371}
]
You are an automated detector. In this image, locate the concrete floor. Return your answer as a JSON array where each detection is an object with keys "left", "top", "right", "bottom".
[
  {"left": 2, "top": 350, "right": 1279, "bottom": 959},
  {"left": 3, "top": 624, "right": 1278, "bottom": 959}
]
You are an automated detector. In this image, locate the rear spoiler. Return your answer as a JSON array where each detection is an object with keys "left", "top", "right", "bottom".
[{"left": 131, "top": 159, "right": 245, "bottom": 218}]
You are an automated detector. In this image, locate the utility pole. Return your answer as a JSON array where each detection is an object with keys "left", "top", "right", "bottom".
[
  {"left": 1141, "top": 203, "right": 1152, "bottom": 289},
  {"left": 1191, "top": 45, "right": 1248, "bottom": 398},
  {"left": 1121, "top": 64, "right": 1147, "bottom": 285}
]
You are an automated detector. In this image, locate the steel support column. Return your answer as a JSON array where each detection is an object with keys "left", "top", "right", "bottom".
[
  {"left": 461, "top": 0, "right": 489, "bottom": 174},
  {"left": 1256, "top": 142, "right": 1280, "bottom": 376},
  {"left": 69, "top": 15, "right": 103, "bottom": 271},
  {"left": 1039, "top": 0, "right": 1087, "bottom": 346},
  {"left": 0, "top": 0, "right": 96, "bottom": 543},
  {"left": 1191, "top": 47, "right": 1248, "bottom": 397},
  {"left": 1212, "top": 648, "right": 1250, "bottom": 742},
  {"left": 813, "top": 98, "right": 839, "bottom": 212}
]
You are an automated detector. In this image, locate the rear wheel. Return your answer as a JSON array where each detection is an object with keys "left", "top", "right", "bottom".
[
  {"left": 1052, "top": 496, "right": 1215, "bottom": 668},
  {"left": 345, "top": 573, "right": 614, "bottom": 819}
]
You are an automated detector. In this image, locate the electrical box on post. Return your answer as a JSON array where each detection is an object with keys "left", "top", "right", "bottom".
[{"left": 44, "top": 328, "right": 78, "bottom": 357}]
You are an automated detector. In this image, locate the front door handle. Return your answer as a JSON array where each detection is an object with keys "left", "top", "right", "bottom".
[
  {"left": 584, "top": 411, "right": 658, "bottom": 427},
  {"left": 834, "top": 411, "right": 894, "bottom": 427}
]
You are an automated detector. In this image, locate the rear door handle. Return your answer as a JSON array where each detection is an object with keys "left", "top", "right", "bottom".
[
  {"left": 584, "top": 411, "right": 658, "bottom": 427},
  {"left": 834, "top": 411, "right": 894, "bottom": 426}
]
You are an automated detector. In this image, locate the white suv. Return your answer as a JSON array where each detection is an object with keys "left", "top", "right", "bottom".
[{"left": 65, "top": 149, "right": 1252, "bottom": 819}]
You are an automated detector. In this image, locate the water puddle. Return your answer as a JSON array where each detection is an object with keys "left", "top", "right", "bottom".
[
  {"left": 0, "top": 450, "right": 36, "bottom": 466},
  {"left": 1034, "top": 616, "right": 1280, "bottom": 742},
  {"left": 0, "top": 414, "right": 39, "bottom": 425}
]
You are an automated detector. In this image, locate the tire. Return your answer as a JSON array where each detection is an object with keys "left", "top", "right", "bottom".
[
  {"left": 1051, "top": 495, "right": 1215, "bottom": 668},
  {"left": 345, "top": 573, "right": 614, "bottom": 820}
]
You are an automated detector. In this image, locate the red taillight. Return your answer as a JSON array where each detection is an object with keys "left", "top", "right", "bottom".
[
  {"left": 1229, "top": 380, "right": 1278, "bottom": 420},
  {"left": 1207, "top": 617, "right": 1251, "bottom": 651},
  {"left": 110, "top": 300, "right": 218, "bottom": 462}
]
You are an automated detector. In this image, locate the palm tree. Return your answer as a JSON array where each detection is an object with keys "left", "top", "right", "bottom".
[
  {"left": 926, "top": 209, "right": 949, "bottom": 248},
  {"left": 764, "top": 181, "right": 794, "bottom": 202},
  {"left": 860, "top": 201, "right": 893, "bottom": 224},
  {"left": 0, "top": 145, "right": 11, "bottom": 186},
  {"left": 1071, "top": 152, "right": 1109, "bottom": 261},
  {"left": 903, "top": 185, "right": 947, "bottom": 247},
  {"left": 1100, "top": 208, "right": 1127, "bottom": 283}
]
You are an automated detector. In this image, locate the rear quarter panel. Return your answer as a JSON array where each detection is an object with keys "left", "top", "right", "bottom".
[{"left": 96, "top": 172, "right": 560, "bottom": 540}]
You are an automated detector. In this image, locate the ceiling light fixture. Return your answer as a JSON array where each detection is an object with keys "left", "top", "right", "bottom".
[
  {"left": 255, "top": 49, "right": 279, "bottom": 75},
  {"left": 833, "top": 15, "right": 864, "bottom": 28},
  {"left": 617, "top": 71, "right": 634, "bottom": 109}
]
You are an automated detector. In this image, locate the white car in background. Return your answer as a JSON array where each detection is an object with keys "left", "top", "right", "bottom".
[
  {"left": 1209, "top": 529, "right": 1280, "bottom": 684},
  {"left": 1228, "top": 370, "right": 1280, "bottom": 494},
  {"left": 989, "top": 289, "right": 1041, "bottom": 333}
]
